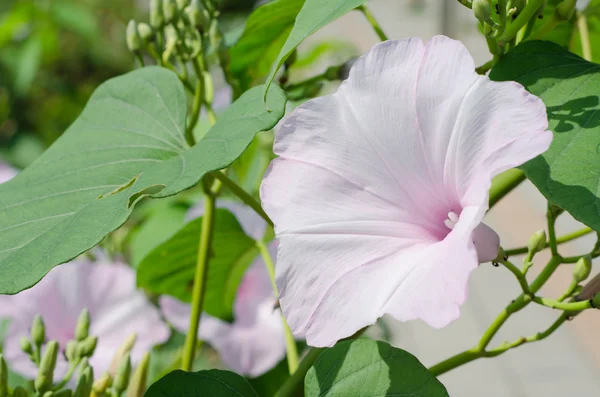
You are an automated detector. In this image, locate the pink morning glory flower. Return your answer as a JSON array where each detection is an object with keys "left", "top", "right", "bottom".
[
  {"left": 260, "top": 36, "right": 552, "bottom": 347},
  {"left": 160, "top": 201, "right": 285, "bottom": 377},
  {"left": 0, "top": 162, "right": 17, "bottom": 184},
  {"left": 0, "top": 255, "right": 170, "bottom": 379}
]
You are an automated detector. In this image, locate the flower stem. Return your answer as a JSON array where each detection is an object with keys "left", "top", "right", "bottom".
[
  {"left": 577, "top": 12, "right": 593, "bottom": 61},
  {"left": 496, "top": 0, "right": 545, "bottom": 44},
  {"left": 357, "top": 5, "right": 389, "bottom": 41},
  {"left": 499, "top": 259, "right": 530, "bottom": 294},
  {"left": 528, "top": 15, "right": 560, "bottom": 41},
  {"left": 532, "top": 296, "right": 593, "bottom": 311},
  {"left": 209, "top": 171, "right": 273, "bottom": 227},
  {"left": 488, "top": 168, "right": 526, "bottom": 208},
  {"left": 256, "top": 240, "right": 299, "bottom": 375},
  {"left": 475, "top": 59, "right": 494, "bottom": 75},
  {"left": 181, "top": 189, "right": 216, "bottom": 371},
  {"left": 504, "top": 227, "right": 593, "bottom": 256},
  {"left": 185, "top": 79, "right": 203, "bottom": 146},
  {"left": 276, "top": 347, "right": 324, "bottom": 397}
]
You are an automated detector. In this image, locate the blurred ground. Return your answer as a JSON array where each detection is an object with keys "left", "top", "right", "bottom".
[{"left": 306, "top": 0, "right": 600, "bottom": 395}]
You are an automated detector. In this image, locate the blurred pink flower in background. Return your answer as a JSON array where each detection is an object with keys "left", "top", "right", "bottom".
[
  {"left": 0, "top": 162, "right": 17, "bottom": 184},
  {"left": 0, "top": 255, "right": 170, "bottom": 379},
  {"left": 161, "top": 200, "right": 286, "bottom": 377},
  {"left": 260, "top": 36, "right": 552, "bottom": 347}
]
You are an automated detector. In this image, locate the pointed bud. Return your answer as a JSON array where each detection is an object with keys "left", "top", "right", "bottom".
[
  {"left": 113, "top": 353, "right": 132, "bottom": 394},
  {"left": 75, "top": 309, "right": 90, "bottom": 342},
  {"left": 65, "top": 340, "right": 77, "bottom": 362},
  {"left": 126, "top": 20, "right": 141, "bottom": 52},
  {"left": 109, "top": 333, "right": 136, "bottom": 375},
  {"left": 527, "top": 229, "right": 546, "bottom": 256},
  {"left": 77, "top": 336, "right": 98, "bottom": 358},
  {"left": 555, "top": 0, "right": 576, "bottom": 20},
  {"left": 20, "top": 337, "right": 33, "bottom": 355},
  {"left": 577, "top": 272, "right": 600, "bottom": 301},
  {"left": 137, "top": 23, "right": 154, "bottom": 44},
  {"left": 31, "top": 315, "right": 45, "bottom": 346},
  {"left": 126, "top": 353, "right": 150, "bottom": 397},
  {"left": 150, "top": 0, "right": 165, "bottom": 28},
  {"left": 0, "top": 355, "right": 8, "bottom": 397},
  {"left": 473, "top": 0, "right": 494, "bottom": 26},
  {"left": 73, "top": 366, "right": 93, "bottom": 397},
  {"left": 35, "top": 341, "right": 59, "bottom": 393},
  {"left": 573, "top": 255, "right": 592, "bottom": 284},
  {"left": 163, "top": 0, "right": 178, "bottom": 24},
  {"left": 13, "top": 387, "right": 28, "bottom": 397},
  {"left": 92, "top": 373, "right": 112, "bottom": 394}
]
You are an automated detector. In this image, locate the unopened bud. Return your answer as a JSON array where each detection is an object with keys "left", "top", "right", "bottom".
[
  {"left": 0, "top": 355, "right": 8, "bottom": 397},
  {"left": 507, "top": 6, "right": 517, "bottom": 17},
  {"left": 150, "top": 0, "right": 165, "bottom": 28},
  {"left": 92, "top": 373, "right": 112, "bottom": 394},
  {"left": 65, "top": 340, "right": 77, "bottom": 362},
  {"left": 109, "top": 333, "right": 136, "bottom": 375},
  {"left": 126, "top": 20, "right": 141, "bottom": 52},
  {"left": 555, "top": 0, "right": 576, "bottom": 20},
  {"left": 577, "top": 272, "right": 600, "bottom": 300},
  {"left": 35, "top": 341, "right": 59, "bottom": 393},
  {"left": 473, "top": 0, "right": 493, "bottom": 25},
  {"left": 75, "top": 309, "right": 90, "bottom": 341},
  {"left": 20, "top": 337, "right": 33, "bottom": 355},
  {"left": 527, "top": 229, "right": 546, "bottom": 256},
  {"left": 42, "top": 392, "right": 54, "bottom": 397},
  {"left": 73, "top": 366, "right": 93, "bottom": 397},
  {"left": 163, "top": 0, "right": 178, "bottom": 24},
  {"left": 31, "top": 314, "right": 45, "bottom": 346},
  {"left": 13, "top": 387, "right": 28, "bottom": 397},
  {"left": 113, "top": 353, "right": 131, "bottom": 394},
  {"left": 573, "top": 255, "right": 592, "bottom": 283},
  {"left": 126, "top": 352, "right": 150, "bottom": 397},
  {"left": 78, "top": 336, "right": 98, "bottom": 358},
  {"left": 137, "top": 23, "right": 154, "bottom": 43}
]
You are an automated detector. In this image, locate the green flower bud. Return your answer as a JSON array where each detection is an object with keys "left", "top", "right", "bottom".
[
  {"left": 13, "top": 387, "right": 28, "bottom": 397},
  {"left": 573, "top": 255, "right": 592, "bottom": 283},
  {"left": 163, "top": 0, "right": 178, "bottom": 24},
  {"left": 42, "top": 392, "right": 54, "bottom": 397},
  {"left": 92, "top": 373, "right": 112, "bottom": 394},
  {"left": 31, "top": 314, "right": 45, "bottom": 346},
  {"left": 65, "top": 340, "right": 77, "bottom": 362},
  {"left": 75, "top": 309, "right": 90, "bottom": 342},
  {"left": 73, "top": 366, "right": 93, "bottom": 397},
  {"left": 126, "top": 20, "right": 141, "bottom": 52},
  {"left": 109, "top": 334, "right": 136, "bottom": 375},
  {"left": 527, "top": 229, "right": 546, "bottom": 256},
  {"left": 473, "top": 0, "right": 493, "bottom": 25},
  {"left": 555, "top": 0, "right": 576, "bottom": 20},
  {"left": 78, "top": 336, "right": 98, "bottom": 358},
  {"left": 0, "top": 354, "right": 8, "bottom": 397},
  {"left": 150, "top": 0, "right": 165, "bottom": 28},
  {"left": 137, "top": 23, "right": 154, "bottom": 43},
  {"left": 35, "top": 341, "right": 59, "bottom": 393},
  {"left": 126, "top": 352, "right": 150, "bottom": 397},
  {"left": 113, "top": 353, "right": 131, "bottom": 394},
  {"left": 20, "top": 337, "right": 33, "bottom": 355}
]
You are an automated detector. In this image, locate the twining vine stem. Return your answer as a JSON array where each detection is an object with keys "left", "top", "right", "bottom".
[{"left": 357, "top": 5, "right": 389, "bottom": 42}]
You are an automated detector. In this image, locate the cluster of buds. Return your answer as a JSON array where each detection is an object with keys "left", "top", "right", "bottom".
[
  {"left": 126, "top": 0, "right": 220, "bottom": 66},
  {"left": 0, "top": 311, "right": 149, "bottom": 397}
]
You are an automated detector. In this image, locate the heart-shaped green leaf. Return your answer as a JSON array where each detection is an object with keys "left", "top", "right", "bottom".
[
  {"left": 145, "top": 369, "right": 258, "bottom": 397},
  {"left": 305, "top": 339, "right": 449, "bottom": 397},
  {"left": 137, "top": 208, "right": 258, "bottom": 321},
  {"left": 490, "top": 41, "right": 600, "bottom": 231},
  {"left": 0, "top": 67, "right": 286, "bottom": 294}
]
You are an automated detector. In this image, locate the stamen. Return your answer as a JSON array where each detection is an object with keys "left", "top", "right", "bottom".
[{"left": 444, "top": 211, "right": 459, "bottom": 230}]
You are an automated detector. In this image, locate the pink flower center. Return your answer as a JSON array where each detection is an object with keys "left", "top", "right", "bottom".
[{"left": 443, "top": 211, "right": 459, "bottom": 230}]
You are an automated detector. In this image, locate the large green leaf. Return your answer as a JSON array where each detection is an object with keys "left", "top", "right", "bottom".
[
  {"left": 305, "top": 340, "right": 449, "bottom": 397},
  {"left": 145, "top": 369, "right": 258, "bottom": 397},
  {"left": 0, "top": 67, "right": 286, "bottom": 294},
  {"left": 137, "top": 209, "right": 258, "bottom": 321},
  {"left": 490, "top": 41, "right": 600, "bottom": 230},
  {"left": 229, "top": 0, "right": 305, "bottom": 90},
  {"left": 263, "top": 0, "right": 367, "bottom": 98}
]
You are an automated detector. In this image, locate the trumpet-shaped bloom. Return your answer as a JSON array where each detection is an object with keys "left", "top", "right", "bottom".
[
  {"left": 0, "top": 162, "right": 17, "bottom": 184},
  {"left": 260, "top": 36, "right": 552, "bottom": 347},
  {"left": 0, "top": 255, "right": 170, "bottom": 379},
  {"left": 161, "top": 200, "right": 285, "bottom": 377}
]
